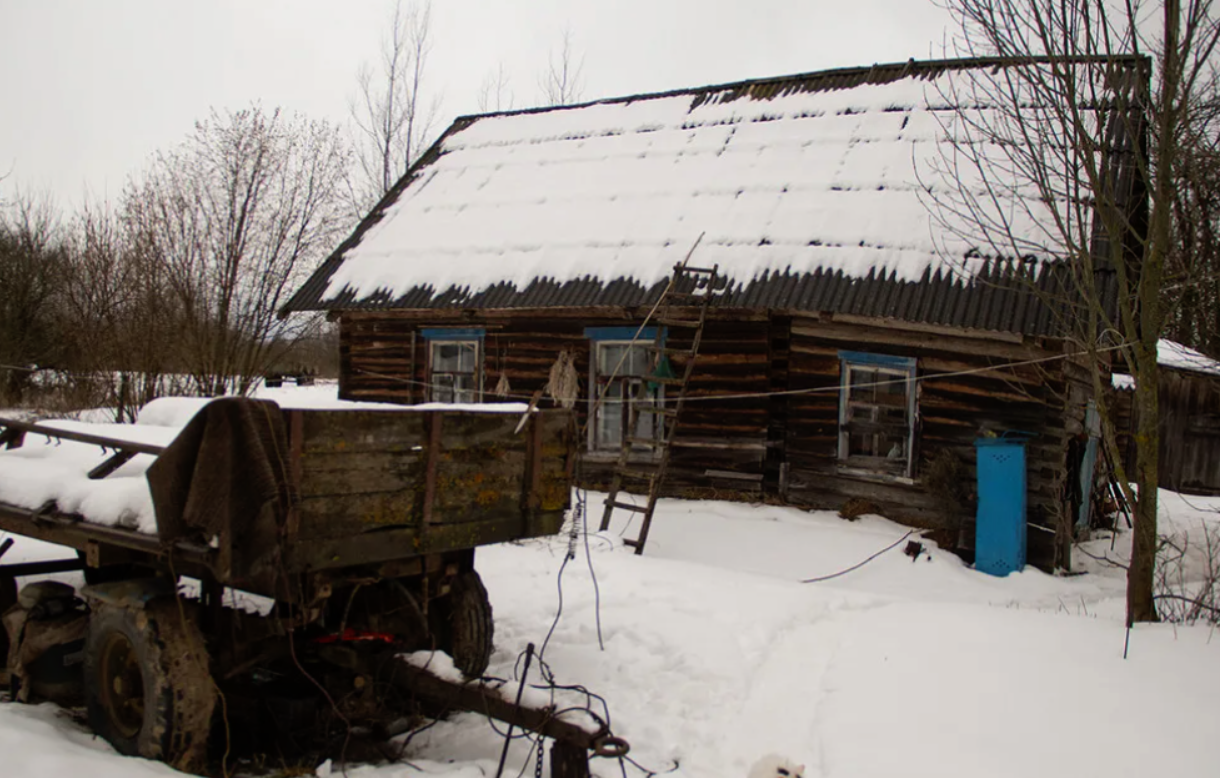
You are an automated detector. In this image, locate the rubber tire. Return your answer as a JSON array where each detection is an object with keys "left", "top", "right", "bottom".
[
  {"left": 0, "top": 575, "right": 15, "bottom": 681},
  {"left": 84, "top": 600, "right": 216, "bottom": 771},
  {"left": 436, "top": 570, "right": 494, "bottom": 679}
]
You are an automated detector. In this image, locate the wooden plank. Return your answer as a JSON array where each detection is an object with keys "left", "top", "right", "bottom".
[
  {"left": 790, "top": 320, "right": 1048, "bottom": 361},
  {"left": 819, "top": 312, "right": 1028, "bottom": 344},
  {"left": 298, "top": 452, "right": 425, "bottom": 496},
  {"left": 297, "top": 491, "right": 421, "bottom": 540},
  {"left": 423, "top": 413, "right": 441, "bottom": 525}
]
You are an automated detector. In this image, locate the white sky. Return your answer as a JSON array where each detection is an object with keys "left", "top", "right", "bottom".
[{"left": 0, "top": 0, "right": 954, "bottom": 207}]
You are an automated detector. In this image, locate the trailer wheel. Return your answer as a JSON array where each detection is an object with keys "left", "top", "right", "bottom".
[
  {"left": 84, "top": 600, "right": 215, "bottom": 771},
  {"left": 434, "top": 570, "right": 493, "bottom": 678},
  {"left": 0, "top": 574, "right": 15, "bottom": 676}
]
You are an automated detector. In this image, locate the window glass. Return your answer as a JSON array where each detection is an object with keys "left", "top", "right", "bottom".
[
  {"left": 430, "top": 340, "right": 480, "bottom": 404},
  {"left": 839, "top": 357, "right": 915, "bottom": 474},
  {"left": 591, "top": 341, "right": 662, "bottom": 451}
]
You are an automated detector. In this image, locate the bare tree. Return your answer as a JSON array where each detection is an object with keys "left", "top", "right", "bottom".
[
  {"left": 1163, "top": 89, "right": 1220, "bottom": 356},
  {"left": 349, "top": 0, "right": 440, "bottom": 214},
  {"left": 0, "top": 190, "right": 69, "bottom": 404},
  {"left": 478, "top": 61, "right": 515, "bottom": 113},
  {"left": 539, "top": 26, "right": 586, "bottom": 107},
  {"left": 930, "top": 0, "right": 1220, "bottom": 622},
  {"left": 63, "top": 199, "right": 185, "bottom": 419},
  {"left": 123, "top": 106, "right": 351, "bottom": 397}
]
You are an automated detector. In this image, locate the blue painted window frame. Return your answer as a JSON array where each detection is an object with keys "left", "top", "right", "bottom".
[
  {"left": 421, "top": 328, "right": 485, "bottom": 340},
  {"left": 837, "top": 350, "right": 917, "bottom": 478}
]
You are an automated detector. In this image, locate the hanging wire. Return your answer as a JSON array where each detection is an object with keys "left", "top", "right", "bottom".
[{"left": 355, "top": 340, "right": 1133, "bottom": 408}]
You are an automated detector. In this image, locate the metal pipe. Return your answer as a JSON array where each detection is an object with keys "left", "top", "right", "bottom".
[
  {"left": 495, "top": 642, "right": 535, "bottom": 778},
  {"left": 0, "top": 416, "right": 166, "bottom": 456}
]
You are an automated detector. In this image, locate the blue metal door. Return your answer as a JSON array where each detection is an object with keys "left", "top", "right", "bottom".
[{"left": 974, "top": 437, "right": 1028, "bottom": 576}]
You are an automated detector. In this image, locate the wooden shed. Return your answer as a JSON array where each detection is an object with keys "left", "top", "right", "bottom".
[
  {"left": 283, "top": 57, "right": 1147, "bottom": 571},
  {"left": 1113, "top": 340, "right": 1220, "bottom": 496}
]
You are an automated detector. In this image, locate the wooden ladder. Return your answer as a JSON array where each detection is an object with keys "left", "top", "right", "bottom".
[{"left": 598, "top": 262, "right": 719, "bottom": 554}]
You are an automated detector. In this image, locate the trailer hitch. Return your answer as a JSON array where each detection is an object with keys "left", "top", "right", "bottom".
[{"left": 591, "top": 735, "right": 630, "bottom": 758}]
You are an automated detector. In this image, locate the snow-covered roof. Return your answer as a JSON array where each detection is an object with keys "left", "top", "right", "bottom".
[
  {"left": 1157, "top": 340, "right": 1220, "bottom": 376},
  {"left": 285, "top": 57, "right": 1145, "bottom": 334},
  {"left": 1111, "top": 340, "right": 1220, "bottom": 389}
]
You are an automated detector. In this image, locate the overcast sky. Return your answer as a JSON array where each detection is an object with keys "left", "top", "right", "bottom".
[{"left": 0, "top": 0, "right": 955, "bottom": 207}]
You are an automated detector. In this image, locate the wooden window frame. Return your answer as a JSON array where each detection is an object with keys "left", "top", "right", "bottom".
[
  {"left": 422, "top": 328, "right": 484, "bottom": 404},
  {"left": 837, "top": 350, "right": 917, "bottom": 479},
  {"left": 584, "top": 327, "right": 665, "bottom": 455}
]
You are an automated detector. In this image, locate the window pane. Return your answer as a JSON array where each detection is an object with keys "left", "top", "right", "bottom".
[
  {"left": 849, "top": 368, "right": 876, "bottom": 401},
  {"left": 597, "top": 342, "right": 650, "bottom": 379},
  {"left": 433, "top": 374, "right": 457, "bottom": 404},
  {"left": 841, "top": 358, "right": 913, "bottom": 468},
  {"left": 592, "top": 342, "right": 664, "bottom": 451},
  {"left": 598, "top": 395, "right": 623, "bottom": 448},
  {"left": 433, "top": 342, "right": 477, "bottom": 372},
  {"left": 430, "top": 340, "right": 479, "bottom": 403},
  {"left": 597, "top": 344, "right": 626, "bottom": 374}
]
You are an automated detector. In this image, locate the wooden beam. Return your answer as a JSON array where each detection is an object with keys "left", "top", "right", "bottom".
[{"left": 790, "top": 321, "right": 1050, "bottom": 362}]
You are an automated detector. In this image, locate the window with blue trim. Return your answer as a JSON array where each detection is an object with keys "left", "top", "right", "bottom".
[
  {"left": 422, "top": 329, "right": 484, "bottom": 404},
  {"left": 838, "top": 351, "right": 917, "bottom": 476},
  {"left": 585, "top": 327, "right": 665, "bottom": 452}
]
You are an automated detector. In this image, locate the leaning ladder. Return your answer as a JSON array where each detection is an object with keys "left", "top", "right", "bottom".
[{"left": 598, "top": 262, "right": 720, "bottom": 554}]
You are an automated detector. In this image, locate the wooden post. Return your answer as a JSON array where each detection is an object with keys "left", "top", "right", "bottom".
[{"left": 423, "top": 412, "right": 443, "bottom": 528}]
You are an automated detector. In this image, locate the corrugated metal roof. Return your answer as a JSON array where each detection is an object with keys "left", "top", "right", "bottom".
[
  {"left": 283, "top": 55, "right": 1144, "bottom": 337},
  {"left": 310, "top": 259, "right": 1110, "bottom": 337}
]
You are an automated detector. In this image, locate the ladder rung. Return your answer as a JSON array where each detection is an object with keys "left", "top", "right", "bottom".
[
  {"left": 615, "top": 467, "right": 655, "bottom": 480},
  {"left": 648, "top": 376, "right": 688, "bottom": 386},
  {"left": 623, "top": 538, "right": 640, "bottom": 548},
  {"left": 606, "top": 500, "right": 650, "bottom": 513},
  {"left": 652, "top": 317, "right": 702, "bottom": 328},
  {"left": 676, "top": 265, "right": 718, "bottom": 275},
  {"left": 649, "top": 347, "right": 695, "bottom": 358}
]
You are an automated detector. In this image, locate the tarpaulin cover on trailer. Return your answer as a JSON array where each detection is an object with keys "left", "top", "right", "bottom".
[{"left": 146, "top": 398, "right": 296, "bottom": 577}]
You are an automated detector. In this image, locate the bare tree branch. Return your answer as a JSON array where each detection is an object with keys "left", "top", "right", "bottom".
[
  {"left": 123, "top": 106, "right": 351, "bottom": 396},
  {"left": 478, "top": 61, "right": 515, "bottom": 113},
  {"left": 929, "top": 0, "right": 1220, "bottom": 622},
  {"left": 539, "top": 26, "right": 586, "bottom": 107},
  {"left": 348, "top": 0, "right": 441, "bottom": 216}
]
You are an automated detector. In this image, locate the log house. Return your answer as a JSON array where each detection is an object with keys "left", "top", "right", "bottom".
[{"left": 283, "top": 58, "right": 1147, "bottom": 571}]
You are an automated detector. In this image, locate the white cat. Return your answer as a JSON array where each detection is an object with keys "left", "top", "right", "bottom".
[{"left": 747, "top": 754, "right": 805, "bottom": 778}]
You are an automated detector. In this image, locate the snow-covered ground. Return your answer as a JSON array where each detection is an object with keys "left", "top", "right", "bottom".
[
  {"left": 2, "top": 385, "right": 1219, "bottom": 777},
  {"left": 2, "top": 494, "right": 1218, "bottom": 778}
]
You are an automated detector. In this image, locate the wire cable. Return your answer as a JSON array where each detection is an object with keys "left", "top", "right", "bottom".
[
  {"left": 799, "top": 530, "right": 918, "bottom": 584},
  {"left": 354, "top": 340, "right": 1133, "bottom": 408}
]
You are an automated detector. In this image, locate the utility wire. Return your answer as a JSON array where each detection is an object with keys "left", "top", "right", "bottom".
[{"left": 355, "top": 340, "right": 1132, "bottom": 407}]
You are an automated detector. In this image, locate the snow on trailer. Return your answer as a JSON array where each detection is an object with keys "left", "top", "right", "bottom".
[{"left": 0, "top": 398, "right": 628, "bottom": 776}]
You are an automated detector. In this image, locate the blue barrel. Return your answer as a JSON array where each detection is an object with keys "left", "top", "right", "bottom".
[{"left": 974, "top": 436, "right": 1028, "bottom": 576}]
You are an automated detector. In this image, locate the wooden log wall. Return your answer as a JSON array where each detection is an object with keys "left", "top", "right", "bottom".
[
  {"left": 1110, "top": 370, "right": 1220, "bottom": 496},
  {"left": 1159, "top": 371, "right": 1220, "bottom": 495},
  {"left": 339, "top": 310, "right": 771, "bottom": 496},
  {"left": 340, "top": 310, "right": 1087, "bottom": 571},
  {"left": 782, "top": 315, "right": 1078, "bottom": 570}
]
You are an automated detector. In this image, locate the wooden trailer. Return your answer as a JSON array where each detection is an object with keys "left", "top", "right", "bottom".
[{"left": 0, "top": 399, "right": 621, "bottom": 775}]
